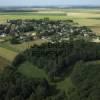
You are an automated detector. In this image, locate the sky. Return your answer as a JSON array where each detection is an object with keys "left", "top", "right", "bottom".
[{"left": 0, "top": 0, "right": 100, "bottom": 6}]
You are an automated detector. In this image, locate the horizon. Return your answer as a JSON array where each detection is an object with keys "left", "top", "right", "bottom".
[
  {"left": 0, "top": 0, "right": 100, "bottom": 7},
  {"left": 0, "top": 5, "right": 100, "bottom": 7}
]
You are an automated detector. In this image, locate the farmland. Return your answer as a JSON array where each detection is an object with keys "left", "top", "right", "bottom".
[
  {"left": 0, "top": 47, "right": 17, "bottom": 61},
  {"left": 0, "top": 39, "right": 48, "bottom": 52},
  {"left": 0, "top": 9, "right": 100, "bottom": 61},
  {"left": 0, "top": 9, "right": 100, "bottom": 35}
]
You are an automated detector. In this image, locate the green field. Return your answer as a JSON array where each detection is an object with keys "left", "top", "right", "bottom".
[
  {"left": 18, "top": 61, "right": 48, "bottom": 79},
  {"left": 18, "top": 61, "right": 75, "bottom": 95},
  {"left": 0, "top": 39, "right": 48, "bottom": 62},
  {"left": 0, "top": 39, "right": 48, "bottom": 52}
]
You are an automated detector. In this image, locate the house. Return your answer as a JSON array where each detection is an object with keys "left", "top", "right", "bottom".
[
  {"left": 83, "top": 33, "right": 88, "bottom": 37},
  {"left": 0, "top": 33, "right": 6, "bottom": 38},
  {"left": 58, "top": 32, "right": 63, "bottom": 36},
  {"left": 41, "top": 36, "right": 46, "bottom": 40},
  {"left": 31, "top": 32, "right": 36, "bottom": 36}
]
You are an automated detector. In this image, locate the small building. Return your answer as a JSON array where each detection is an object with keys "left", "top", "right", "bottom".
[
  {"left": 41, "top": 36, "right": 46, "bottom": 40},
  {"left": 0, "top": 33, "right": 6, "bottom": 38},
  {"left": 83, "top": 33, "right": 88, "bottom": 37},
  {"left": 31, "top": 32, "right": 37, "bottom": 36}
]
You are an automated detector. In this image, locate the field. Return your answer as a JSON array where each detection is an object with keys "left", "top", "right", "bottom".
[
  {"left": 0, "top": 57, "right": 9, "bottom": 71},
  {"left": 0, "top": 8, "right": 100, "bottom": 62},
  {"left": 0, "top": 47, "right": 17, "bottom": 61},
  {"left": 18, "top": 61, "right": 48, "bottom": 79},
  {"left": 0, "top": 9, "right": 100, "bottom": 35},
  {"left": 0, "top": 39, "right": 48, "bottom": 52},
  {"left": 0, "top": 8, "right": 100, "bottom": 63},
  {"left": 18, "top": 61, "right": 75, "bottom": 95}
]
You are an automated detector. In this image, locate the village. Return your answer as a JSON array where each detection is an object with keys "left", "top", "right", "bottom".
[{"left": 0, "top": 18, "right": 100, "bottom": 44}]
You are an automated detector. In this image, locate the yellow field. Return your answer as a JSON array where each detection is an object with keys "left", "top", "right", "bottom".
[
  {"left": 67, "top": 12, "right": 100, "bottom": 35},
  {"left": 67, "top": 12, "right": 100, "bottom": 18},
  {"left": 0, "top": 47, "right": 17, "bottom": 61},
  {"left": 89, "top": 26, "right": 100, "bottom": 35}
]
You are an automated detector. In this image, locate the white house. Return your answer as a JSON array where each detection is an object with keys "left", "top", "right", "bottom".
[{"left": 0, "top": 33, "right": 6, "bottom": 38}]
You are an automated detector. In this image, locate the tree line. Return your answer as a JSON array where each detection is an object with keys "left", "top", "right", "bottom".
[
  {"left": 13, "top": 40, "right": 100, "bottom": 81},
  {"left": 0, "top": 40, "right": 100, "bottom": 100},
  {"left": 0, "top": 65, "right": 67, "bottom": 100}
]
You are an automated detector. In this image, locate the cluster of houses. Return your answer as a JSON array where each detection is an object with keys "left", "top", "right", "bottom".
[
  {"left": 0, "top": 24, "right": 7, "bottom": 38},
  {"left": 0, "top": 19, "right": 99, "bottom": 43}
]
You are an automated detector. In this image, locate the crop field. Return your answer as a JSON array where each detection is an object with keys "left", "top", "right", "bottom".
[
  {"left": 0, "top": 11, "right": 67, "bottom": 23},
  {"left": 0, "top": 39, "right": 48, "bottom": 52},
  {"left": 0, "top": 39, "right": 48, "bottom": 63},
  {"left": 0, "top": 47, "right": 17, "bottom": 61},
  {"left": 0, "top": 9, "right": 100, "bottom": 35}
]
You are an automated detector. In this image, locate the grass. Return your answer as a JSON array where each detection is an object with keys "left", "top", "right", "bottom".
[
  {"left": 16, "top": 59, "right": 100, "bottom": 97},
  {"left": 57, "top": 77, "right": 74, "bottom": 94},
  {"left": 18, "top": 61, "right": 75, "bottom": 95},
  {"left": 18, "top": 61, "right": 48, "bottom": 79},
  {"left": 0, "top": 47, "right": 17, "bottom": 61},
  {"left": 0, "top": 39, "right": 47, "bottom": 61},
  {"left": 0, "top": 39, "right": 48, "bottom": 52},
  {"left": 0, "top": 12, "right": 68, "bottom": 23},
  {"left": 0, "top": 56, "right": 9, "bottom": 71},
  {"left": 89, "top": 26, "right": 100, "bottom": 35}
]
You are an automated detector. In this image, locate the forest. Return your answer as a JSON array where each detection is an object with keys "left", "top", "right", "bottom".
[{"left": 0, "top": 39, "right": 100, "bottom": 100}]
